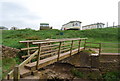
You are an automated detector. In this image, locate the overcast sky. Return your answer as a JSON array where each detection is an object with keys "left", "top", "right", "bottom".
[{"left": 0, "top": 0, "right": 119, "bottom": 30}]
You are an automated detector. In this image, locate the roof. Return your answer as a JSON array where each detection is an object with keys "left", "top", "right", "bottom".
[
  {"left": 69, "top": 21, "right": 82, "bottom": 23},
  {"left": 40, "top": 23, "right": 49, "bottom": 25},
  {"left": 62, "top": 21, "right": 82, "bottom": 26},
  {"left": 82, "top": 23, "right": 105, "bottom": 27}
]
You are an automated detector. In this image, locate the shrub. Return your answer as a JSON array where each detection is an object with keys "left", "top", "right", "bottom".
[{"left": 102, "top": 71, "right": 120, "bottom": 81}]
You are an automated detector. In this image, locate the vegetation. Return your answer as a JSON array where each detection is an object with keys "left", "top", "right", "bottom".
[
  {"left": 1, "top": 27, "right": 119, "bottom": 79},
  {"left": 2, "top": 28, "right": 119, "bottom": 48},
  {"left": 2, "top": 58, "right": 16, "bottom": 78},
  {"left": 102, "top": 71, "right": 120, "bottom": 81}
]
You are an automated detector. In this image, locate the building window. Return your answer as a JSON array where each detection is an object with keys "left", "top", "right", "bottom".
[{"left": 75, "top": 23, "right": 78, "bottom": 26}]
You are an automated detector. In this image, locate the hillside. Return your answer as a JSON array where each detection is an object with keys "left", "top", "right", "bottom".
[
  {"left": 1, "top": 27, "right": 119, "bottom": 79},
  {"left": 2, "top": 27, "right": 119, "bottom": 48}
]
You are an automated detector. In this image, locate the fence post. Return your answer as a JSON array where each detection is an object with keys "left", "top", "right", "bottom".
[
  {"left": 57, "top": 42, "right": 62, "bottom": 61},
  {"left": 70, "top": 40, "right": 74, "bottom": 56},
  {"left": 78, "top": 39, "right": 81, "bottom": 53},
  {"left": 13, "top": 65, "right": 20, "bottom": 81},
  {"left": 84, "top": 39, "right": 87, "bottom": 50},
  {"left": 99, "top": 43, "right": 101, "bottom": 55},
  {"left": 36, "top": 44, "right": 41, "bottom": 70},
  {"left": 27, "top": 42, "right": 30, "bottom": 55}
]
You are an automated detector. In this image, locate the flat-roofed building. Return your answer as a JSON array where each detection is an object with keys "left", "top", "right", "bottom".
[{"left": 40, "top": 23, "right": 52, "bottom": 30}]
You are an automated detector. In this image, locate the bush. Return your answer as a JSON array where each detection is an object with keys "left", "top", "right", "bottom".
[{"left": 102, "top": 71, "right": 120, "bottom": 81}]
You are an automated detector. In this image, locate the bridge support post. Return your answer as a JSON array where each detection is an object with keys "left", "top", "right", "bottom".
[
  {"left": 70, "top": 40, "right": 74, "bottom": 56},
  {"left": 84, "top": 39, "right": 87, "bottom": 50},
  {"left": 36, "top": 44, "right": 41, "bottom": 70},
  {"left": 78, "top": 40, "right": 81, "bottom": 53},
  {"left": 13, "top": 65, "right": 20, "bottom": 81},
  {"left": 99, "top": 43, "right": 101, "bottom": 55},
  {"left": 27, "top": 42, "right": 30, "bottom": 55},
  {"left": 57, "top": 42, "right": 62, "bottom": 61}
]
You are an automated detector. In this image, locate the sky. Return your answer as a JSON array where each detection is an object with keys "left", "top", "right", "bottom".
[{"left": 0, "top": 0, "right": 119, "bottom": 30}]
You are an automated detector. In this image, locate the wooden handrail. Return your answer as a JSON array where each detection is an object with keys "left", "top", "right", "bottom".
[{"left": 33, "top": 38, "right": 88, "bottom": 45}]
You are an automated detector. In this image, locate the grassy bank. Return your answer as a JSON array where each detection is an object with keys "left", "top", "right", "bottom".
[
  {"left": 2, "top": 27, "right": 119, "bottom": 48},
  {"left": 2, "top": 27, "right": 119, "bottom": 79}
]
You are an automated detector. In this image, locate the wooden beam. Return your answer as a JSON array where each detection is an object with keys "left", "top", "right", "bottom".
[
  {"left": 57, "top": 42, "right": 62, "bottom": 61},
  {"left": 27, "top": 42, "right": 30, "bottom": 55},
  {"left": 99, "top": 43, "right": 101, "bottom": 55},
  {"left": 33, "top": 38, "right": 88, "bottom": 45},
  {"left": 36, "top": 44, "right": 41, "bottom": 70},
  {"left": 70, "top": 40, "right": 74, "bottom": 56},
  {"left": 78, "top": 40, "right": 81, "bottom": 52},
  {"left": 13, "top": 65, "right": 20, "bottom": 81},
  {"left": 19, "top": 50, "right": 38, "bottom": 68},
  {"left": 84, "top": 39, "right": 87, "bottom": 50}
]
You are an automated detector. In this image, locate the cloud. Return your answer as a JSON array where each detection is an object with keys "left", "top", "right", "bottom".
[{"left": 0, "top": 2, "right": 41, "bottom": 29}]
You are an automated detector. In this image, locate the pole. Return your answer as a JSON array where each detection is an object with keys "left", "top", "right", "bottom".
[
  {"left": 57, "top": 42, "right": 62, "bottom": 61},
  {"left": 36, "top": 44, "right": 41, "bottom": 70},
  {"left": 13, "top": 65, "right": 20, "bottom": 81},
  {"left": 70, "top": 40, "right": 74, "bottom": 56}
]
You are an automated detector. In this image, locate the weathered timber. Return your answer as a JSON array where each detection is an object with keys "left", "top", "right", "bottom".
[
  {"left": 36, "top": 44, "right": 41, "bottom": 70},
  {"left": 13, "top": 65, "right": 20, "bottom": 81}
]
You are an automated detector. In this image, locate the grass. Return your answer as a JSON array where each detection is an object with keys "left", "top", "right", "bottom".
[
  {"left": 2, "top": 28, "right": 119, "bottom": 49},
  {"left": 1, "top": 27, "right": 119, "bottom": 79},
  {"left": 2, "top": 58, "right": 16, "bottom": 78},
  {"left": 102, "top": 71, "right": 120, "bottom": 81}
]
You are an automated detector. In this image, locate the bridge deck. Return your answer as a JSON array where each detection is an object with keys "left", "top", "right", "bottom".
[{"left": 25, "top": 48, "right": 84, "bottom": 70}]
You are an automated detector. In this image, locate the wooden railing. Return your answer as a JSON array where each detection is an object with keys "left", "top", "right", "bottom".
[
  {"left": 84, "top": 42, "right": 101, "bottom": 55},
  {"left": 7, "top": 38, "right": 87, "bottom": 80}
]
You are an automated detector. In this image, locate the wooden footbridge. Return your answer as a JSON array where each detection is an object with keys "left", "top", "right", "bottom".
[{"left": 6, "top": 38, "right": 119, "bottom": 80}]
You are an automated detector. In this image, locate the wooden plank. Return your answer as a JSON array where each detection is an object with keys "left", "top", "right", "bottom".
[
  {"left": 70, "top": 40, "right": 74, "bottom": 56},
  {"left": 78, "top": 40, "right": 81, "bottom": 52},
  {"left": 41, "top": 49, "right": 58, "bottom": 54},
  {"left": 13, "top": 65, "right": 20, "bottom": 81},
  {"left": 100, "top": 53, "right": 120, "bottom": 55},
  {"left": 25, "top": 47, "right": 84, "bottom": 70},
  {"left": 19, "top": 39, "right": 55, "bottom": 43},
  {"left": 33, "top": 38, "right": 88, "bottom": 45},
  {"left": 36, "top": 44, "right": 41, "bottom": 70},
  {"left": 19, "top": 50, "right": 38, "bottom": 68},
  {"left": 61, "top": 48, "right": 70, "bottom": 52},
  {"left": 84, "top": 39, "right": 87, "bottom": 49},
  {"left": 7, "top": 70, "right": 14, "bottom": 80},
  {"left": 99, "top": 43, "right": 101, "bottom": 55},
  {"left": 41, "top": 44, "right": 59, "bottom": 48},
  {"left": 21, "top": 47, "right": 38, "bottom": 51},
  {"left": 85, "top": 42, "right": 101, "bottom": 44},
  {"left": 27, "top": 42, "right": 30, "bottom": 55},
  {"left": 41, "top": 46, "right": 58, "bottom": 51},
  {"left": 40, "top": 51, "right": 58, "bottom": 58},
  {"left": 85, "top": 46, "right": 100, "bottom": 48},
  {"left": 57, "top": 42, "right": 62, "bottom": 61}
]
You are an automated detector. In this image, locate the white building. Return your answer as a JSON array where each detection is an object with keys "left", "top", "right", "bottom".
[
  {"left": 10, "top": 27, "right": 19, "bottom": 30},
  {"left": 0, "top": 26, "right": 8, "bottom": 30},
  {"left": 61, "top": 21, "right": 82, "bottom": 30},
  {"left": 82, "top": 23, "right": 105, "bottom": 30}
]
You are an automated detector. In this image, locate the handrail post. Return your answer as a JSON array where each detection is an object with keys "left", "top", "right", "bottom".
[
  {"left": 36, "top": 44, "right": 41, "bottom": 70},
  {"left": 57, "top": 42, "right": 62, "bottom": 61},
  {"left": 70, "top": 40, "right": 74, "bottom": 56},
  {"left": 13, "top": 65, "right": 20, "bottom": 81},
  {"left": 78, "top": 39, "right": 81, "bottom": 53},
  {"left": 99, "top": 43, "right": 101, "bottom": 55},
  {"left": 84, "top": 39, "right": 87, "bottom": 50},
  {"left": 27, "top": 42, "right": 30, "bottom": 55}
]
